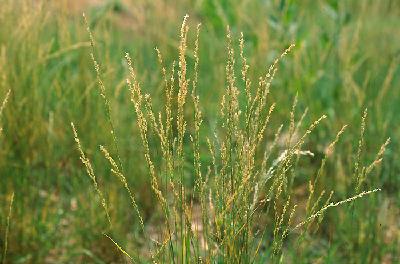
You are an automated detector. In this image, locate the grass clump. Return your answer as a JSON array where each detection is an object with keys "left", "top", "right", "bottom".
[
  {"left": 0, "top": 0, "right": 397, "bottom": 262},
  {"left": 72, "top": 15, "right": 389, "bottom": 263}
]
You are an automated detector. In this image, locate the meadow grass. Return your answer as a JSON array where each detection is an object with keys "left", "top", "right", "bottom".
[
  {"left": 0, "top": 0, "right": 399, "bottom": 263},
  {"left": 1, "top": 192, "right": 14, "bottom": 264},
  {"left": 70, "top": 13, "right": 391, "bottom": 263}
]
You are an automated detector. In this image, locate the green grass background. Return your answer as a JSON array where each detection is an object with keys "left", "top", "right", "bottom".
[{"left": 0, "top": 0, "right": 399, "bottom": 263}]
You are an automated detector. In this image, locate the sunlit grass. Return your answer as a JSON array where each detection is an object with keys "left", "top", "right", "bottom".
[{"left": 0, "top": 0, "right": 399, "bottom": 263}]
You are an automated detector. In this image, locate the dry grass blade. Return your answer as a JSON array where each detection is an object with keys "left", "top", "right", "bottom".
[
  {"left": 2, "top": 192, "right": 14, "bottom": 264},
  {"left": 103, "top": 233, "right": 134, "bottom": 262}
]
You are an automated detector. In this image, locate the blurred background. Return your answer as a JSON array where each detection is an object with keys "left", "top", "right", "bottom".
[{"left": 0, "top": 0, "right": 399, "bottom": 263}]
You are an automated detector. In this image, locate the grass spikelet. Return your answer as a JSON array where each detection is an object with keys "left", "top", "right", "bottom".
[
  {"left": 293, "top": 114, "right": 327, "bottom": 151},
  {"left": 0, "top": 89, "right": 10, "bottom": 135},
  {"left": 354, "top": 108, "right": 368, "bottom": 186},
  {"left": 100, "top": 145, "right": 144, "bottom": 231},
  {"left": 71, "top": 122, "right": 111, "bottom": 225},
  {"left": 287, "top": 93, "right": 298, "bottom": 147},
  {"left": 83, "top": 13, "right": 125, "bottom": 173},
  {"left": 293, "top": 188, "right": 381, "bottom": 230},
  {"left": 366, "top": 137, "right": 390, "bottom": 174},
  {"left": 239, "top": 32, "right": 251, "bottom": 108},
  {"left": 326, "top": 125, "right": 348, "bottom": 157},
  {"left": 191, "top": 23, "right": 203, "bottom": 193},
  {"left": 306, "top": 125, "right": 348, "bottom": 213},
  {"left": 0, "top": 89, "right": 10, "bottom": 117},
  {"left": 125, "top": 53, "right": 166, "bottom": 207},
  {"left": 103, "top": 233, "right": 134, "bottom": 262}
]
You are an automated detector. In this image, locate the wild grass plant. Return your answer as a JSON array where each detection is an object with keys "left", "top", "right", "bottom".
[
  {"left": 1, "top": 90, "right": 13, "bottom": 264},
  {"left": 71, "top": 15, "right": 391, "bottom": 263},
  {"left": 0, "top": 0, "right": 399, "bottom": 263}
]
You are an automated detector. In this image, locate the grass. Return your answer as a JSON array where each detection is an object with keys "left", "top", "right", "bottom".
[
  {"left": 1, "top": 192, "right": 13, "bottom": 264},
  {"left": 73, "top": 18, "right": 385, "bottom": 262},
  {"left": 0, "top": 0, "right": 399, "bottom": 263}
]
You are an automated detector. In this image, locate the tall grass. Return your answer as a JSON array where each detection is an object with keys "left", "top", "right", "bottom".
[
  {"left": 1, "top": 192, "right": 14, "bottom": 264},
  {"left": 1, "top": 90, "right": 13, "bottom": 264},
  {"left": 72, "top": 15, "right": 390, "bottom": 263},
  {"left": 0, "top": 0, "right": 398, "bottom": 262}
]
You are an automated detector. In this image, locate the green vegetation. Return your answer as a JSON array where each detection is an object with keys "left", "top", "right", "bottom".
[{"left": 0, "top": 0, "right": 399, "bottom": 263}]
